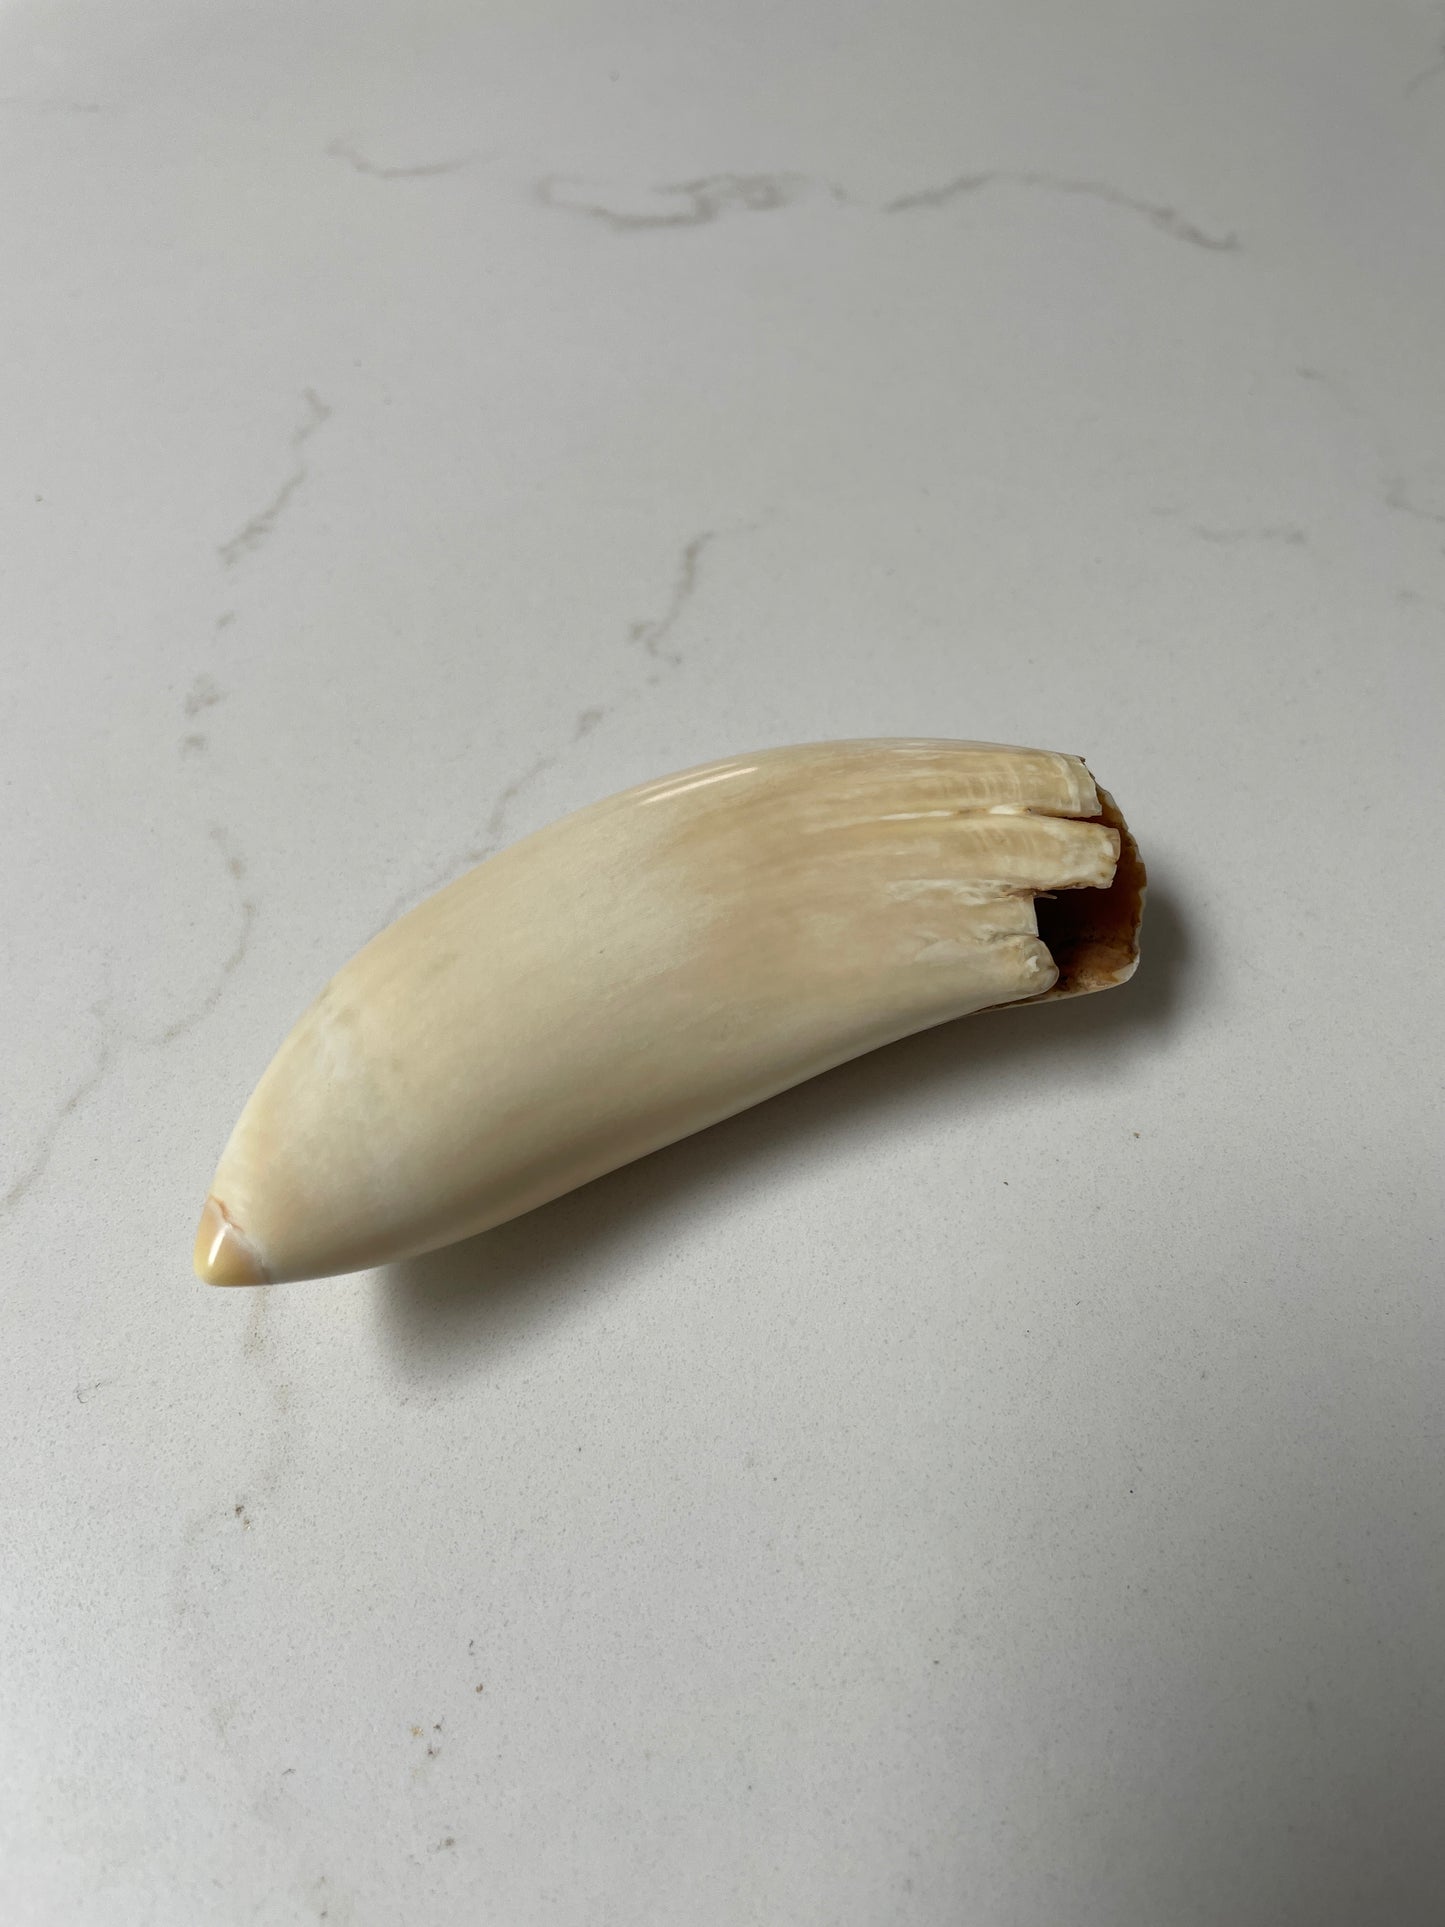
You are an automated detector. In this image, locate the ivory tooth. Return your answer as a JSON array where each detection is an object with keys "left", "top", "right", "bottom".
[{"left": 193, "top": 739, "right": 1144, "bottom": 1285}]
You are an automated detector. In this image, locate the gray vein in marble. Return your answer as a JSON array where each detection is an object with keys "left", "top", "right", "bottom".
[
  {"left": 154, "top": 906, "right": 256, "bottom": 1044},
  {"left": 377, "top": 705, "right": 607, "bottom": 926},
  {"left": 1383, "top": 476, "right": 1445, "bottom": 528},
  {"left": 377, "top": 525, "right": 736, "bottom": 922},
  {"left": 185, "top": 673, "right": 225, "bottom": 716},
  {"left": 145, "top": 827, "right": 255, "bottom": 1048},
  {"left": 1298, "top": 365, "right": 1445, "bottom": 532},
  {"left": 1, "top": 1028, "right": 114, "bottom": 1219},
  {"left": 484, "top": 703, "right": 602, "bottom": 837},
  {"left": 629, "top": 530, "right": 715, "bottom": 666},
  {"left": 884, "top": 171, "right": 1239, "bottom": 250},
  {"left": 480, "top": 756, "right": 554, "bottom": 851},
  {"left": 327, "top": 137, "right": 478, "bottom": 180},
  {"left": 1191, "top": 524, "right": 1307, "bottom": 546},
  {"left": 4, "top": 821, "right": 257, "bottom": 1222},
  {"left": 535, "top": 165, "right": 1236, "bottom": 251},
  {"left": 218, "top": 389, "right": 331, "bottom": 567},
  {"left": 536, "top": 172, "right": 834, "bottom": 229},
  {"left": 472, "top": 530, "right": 714, "bottom": 851},
  {"left": 0, "top": 96, "right": 106, "bottom": 114}
]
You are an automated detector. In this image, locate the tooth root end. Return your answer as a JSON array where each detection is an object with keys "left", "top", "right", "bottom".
[
  {"left": 1031, "top": 785, "right": 1146, "bottom": 999},
  {"left": 194, "top": 1196, "right": 269, "bottom": 1286}
]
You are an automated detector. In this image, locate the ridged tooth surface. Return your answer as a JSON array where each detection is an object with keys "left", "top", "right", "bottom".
[{"left": 195, "top": 739, "right": 1143, "bottom": 1285}]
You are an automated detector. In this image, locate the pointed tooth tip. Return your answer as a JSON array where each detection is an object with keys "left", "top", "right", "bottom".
[{"left": 193, "top": 1195, "right": 269, "bottom": 1286}]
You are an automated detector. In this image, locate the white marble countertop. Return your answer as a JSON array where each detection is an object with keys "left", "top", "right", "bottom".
[{"left": 3, "top": 3, "right": 1443, "bottom": 1922}]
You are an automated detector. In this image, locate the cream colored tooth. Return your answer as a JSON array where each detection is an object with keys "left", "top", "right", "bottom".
[{"left": 194, "top": 738, "right": 1144, "bottom": 1285}]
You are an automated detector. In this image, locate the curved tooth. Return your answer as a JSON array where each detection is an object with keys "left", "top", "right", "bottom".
[{"left": 194, "top": 739, "right": 1144, "bottom": 1285}]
